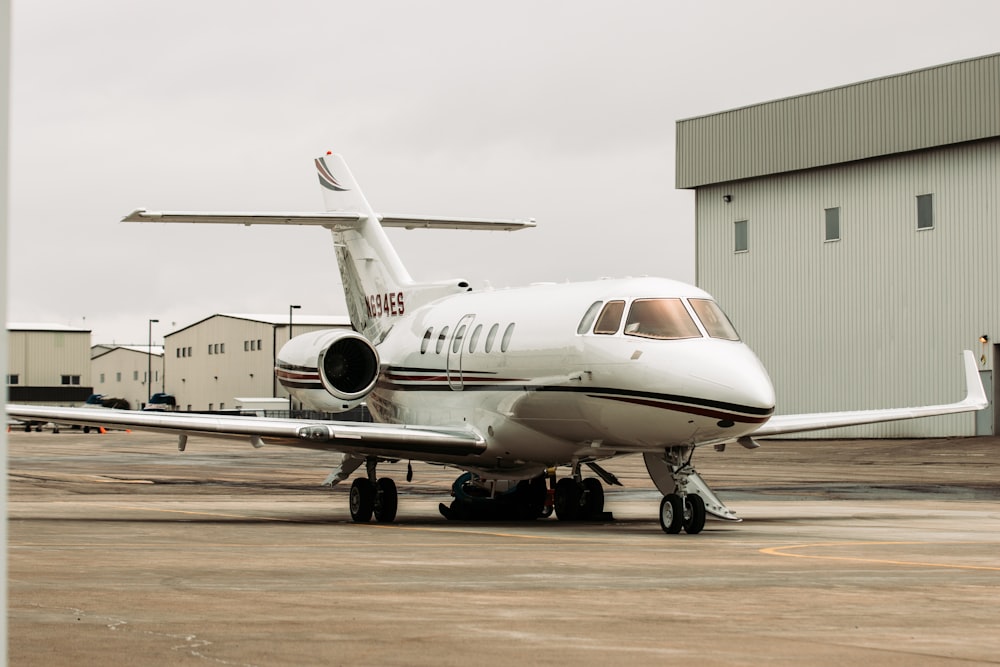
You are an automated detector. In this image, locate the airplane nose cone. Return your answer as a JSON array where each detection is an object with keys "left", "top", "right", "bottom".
[{"left": 682, "top": 341, "right": 775, "bottom": 422}]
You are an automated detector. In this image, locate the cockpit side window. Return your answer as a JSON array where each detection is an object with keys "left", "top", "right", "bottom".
[
  {"left": 624, "top": 299, "right": 701, "bottom": 340},
  {"left": 593, "top": 300, "right": 626, "bottom": 335},
  {"left": 577, "top": 301, "right": 603, "bottom": 335},
  {"left": 689, "top": 299, "right": 741, "bottom": 341}
]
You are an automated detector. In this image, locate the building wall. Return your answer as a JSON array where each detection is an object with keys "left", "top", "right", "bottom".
[
  {"left": 164, "top": 315, "right": 350, "bottom": 411},
  {"left": 695, "top": 138, "right": 999, "bottom": 436},
  {"left": 7, "top": 329, "right": 93, "bottom": 404},
  {"left": 91, "top": 348, "right": 165, "bottom": 410}
]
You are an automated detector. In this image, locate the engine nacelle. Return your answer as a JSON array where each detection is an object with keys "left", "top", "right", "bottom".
[{"left": 276, "top": 329, "right": 380, "bottom": 413}]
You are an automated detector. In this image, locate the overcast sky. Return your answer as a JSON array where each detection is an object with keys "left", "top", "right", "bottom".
[{"left": 7, "top": 0, "right": 1000, "bottom": 344}]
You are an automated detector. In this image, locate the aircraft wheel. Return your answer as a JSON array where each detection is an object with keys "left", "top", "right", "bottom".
[
  {"left": 554, "top": 478, "right": 581, "bottom": 521},
  {"left": 374, "top": 478, "right": 398, "bottom": 523},
  {"left": 683, "top": 493, "right": 706, "bottom": 534},
  {"left": 349, "top": 478, "right": 375, "bottom": 523},
  {"left": 659, "top": 494, "right": 684, "bottom": 534},
  {"left": 582, "top": 477, "right": 604, "bottom": 519}
]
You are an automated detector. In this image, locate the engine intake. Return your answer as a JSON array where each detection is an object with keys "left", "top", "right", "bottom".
[{"left": 276, "top": 329, "right": 380, "bottom": 412}]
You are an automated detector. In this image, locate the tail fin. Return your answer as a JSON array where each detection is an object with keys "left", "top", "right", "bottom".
[{"left": 315, "top": 154, "right": 416, "bottom": 343}]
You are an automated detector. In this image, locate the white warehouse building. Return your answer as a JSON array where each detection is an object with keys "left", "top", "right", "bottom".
[
  {"left": 163, "top": 313, "right": 352, "bottom": 412},
  {"left": 677, "top": 53, "right": 999, "bottom": 437}
]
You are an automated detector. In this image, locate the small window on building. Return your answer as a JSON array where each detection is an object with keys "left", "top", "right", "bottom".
[
  {"left": 208, "top": 344, "right": 213, "bottom": 355},
  {"left": 116, "top": 372, "right": 121, "bottom": 382},
  {"left": 245, "top": 340, "right": 250, "bottom": 351},
  {"left": 220, "top": 343, "right": 225, "bottom": 354},
  {"left": 500, "top": 323, "right": 516, "bottom": 353},
  {"left": 133, "top": 370, "right": 139, "bottom": 381},
  {"left": 420, "top": 328, "right": 433, "bottom": 354},
  {"left": 187, "top": 346, "right": 193, "bottom": 356},
  {"left": 98, "top": 373, "right": 104, "bottom": 384},
  {"left": 594, "top": 300, "right": 626, "bottom": 335},
  {"left": 824, "top": 207, "right": 840, "bottom": 242},
  {"left": 7, "top": 374, "right": 18, "bottom": 385},
  {"left": 734, "top": 220, "right": 748, "bottom": 253},
  {"left": 256, "top": 339, "right": 262, "bottom": 351},
  {"left": 61, "top": 375, "right": 81, "bottom": 385},
  {"left": 917, "top": 194, "right": 934, "bottom": 230},
  {"left": 484, "top": 324, "right": 499, "bottom": 353},
  {"left": 176, "top": 348, "right": 181, "bottom": 358}
]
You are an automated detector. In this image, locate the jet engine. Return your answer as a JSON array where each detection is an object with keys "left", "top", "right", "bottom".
[{"left": 276, "top": 329, "right": 380, "bottom": 412}]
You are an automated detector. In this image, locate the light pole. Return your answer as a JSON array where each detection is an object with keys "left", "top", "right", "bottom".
[
  {"left": 288, "top": 305, "right": 300, "bottom": 413},
  {"left": 148, "top": 319, "right": 159, "bottom": 404}
]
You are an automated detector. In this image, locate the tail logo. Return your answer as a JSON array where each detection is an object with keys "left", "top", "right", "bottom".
[{"left": 315, "top": 157, "right": 350, "bottom": 192}]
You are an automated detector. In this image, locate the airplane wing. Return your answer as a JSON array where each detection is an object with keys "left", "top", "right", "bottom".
[
  {"left": 122, "top": 209, "right": 535, "bottom": 231},
  {"left": 4, "top": 404, "right": 486, "bottom": 460},
  {"left": 751, "top": 350, "right": 988, "bottom": 437}
]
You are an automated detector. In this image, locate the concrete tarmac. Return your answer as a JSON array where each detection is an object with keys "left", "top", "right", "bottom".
[{"left": 8, "top": 430, "right": 1000, "bottom": 666}]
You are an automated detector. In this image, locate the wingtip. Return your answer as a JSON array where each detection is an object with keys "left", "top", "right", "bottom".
[{"left": 962, "top": 349, "right": 989, "bottom": 409}]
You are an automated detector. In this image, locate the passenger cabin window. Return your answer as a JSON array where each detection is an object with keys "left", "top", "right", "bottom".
[
  {"left": 436, "top": 326, "right": 449, "bottom": 354},
  {"left": 420, "top": 328, "right": 433, "bottom": 354},
  {"left": 485, "top": 324, "right": 499, "bottom": 352},
  {"left": 689, "top": 299, "right": 741, "bottom": 341},
  {"left": 624, "top": 299, "right": 701, "bottom": 340},
  {"left": 452, "top": 324, "right": 467, "bottom": 354},
  {"left": 500, "top": 323, "right": 515, "bottom": 352},
  {"left": 593, "top": 300, "right": 625, "bottom": 335},
  {"left": 577, "top": 301, "right": 603, "bottom": 335},
  {"left": 469, "top": 324, "right": 483, "bottom": 353}
]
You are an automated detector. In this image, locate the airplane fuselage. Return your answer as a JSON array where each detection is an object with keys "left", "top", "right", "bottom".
[{"left": 361, "top": 276, "right": 776, "bottom": 476}]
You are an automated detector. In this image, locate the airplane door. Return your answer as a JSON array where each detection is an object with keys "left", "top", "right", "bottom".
[{"left": 447, "top": 314, "right": 476, "bottom": 390}]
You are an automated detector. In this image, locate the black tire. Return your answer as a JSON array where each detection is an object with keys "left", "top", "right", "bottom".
[
  {"left": 374, "top": 478, "right": 398, "bottom": 523},
  {"left": 554, "top": 478, "right": 582, "bottom": 521},
  {"left": 659, "top": 494, "right": 684, "bottom": 534},
  {"left": 349, "top": 478, "right": 375, "bottom": 523},
  {"left": 683, "top": 493, "right": 706, "bottom": 535},
  {"left": 581, "top": 478, "right": 604, "bottom": 519}
]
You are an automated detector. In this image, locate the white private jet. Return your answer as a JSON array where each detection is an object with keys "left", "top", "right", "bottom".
[{"left": 7, "top": 153, "right": 988, "bottom": 534}]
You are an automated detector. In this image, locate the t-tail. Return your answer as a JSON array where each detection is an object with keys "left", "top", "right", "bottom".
[
  {"left": 313, "top": 153, "right": 535, "bottom": 344},
  {"left": 122, "top": 153, "right": 536, "bottom": 345},
  {"left": 314, "top": 153, "right": 416, "bottom": 343}
]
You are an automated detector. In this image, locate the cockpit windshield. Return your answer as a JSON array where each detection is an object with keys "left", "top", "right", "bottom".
[
  {"left": 623, "top": 299, "right": 701, "bottom": 340},
  {"left": 689, "top": 298, "right": 741, "bottom": 341}
]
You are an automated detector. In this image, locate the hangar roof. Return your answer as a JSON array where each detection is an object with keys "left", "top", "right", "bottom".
[
  {"left": 676, "top": 52, "right": 1000, "bottom": 189},
  {"left": 165, "top": 313, "right": 352, "bottom": 337},
  {"left": 7, "top": 322, "right": 91, "bottom": 333}
]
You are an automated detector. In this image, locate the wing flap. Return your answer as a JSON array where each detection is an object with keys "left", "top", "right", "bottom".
[
  {"left": 5, "top": 405, "right": 487, "bottom": 459},
  {"left": 753, "top": 350, "right": 987, "bottom": 437}
]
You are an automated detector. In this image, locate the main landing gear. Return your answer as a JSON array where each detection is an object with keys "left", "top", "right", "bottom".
[{"left": 347, "top": 458, "right": 398, "bottom": 523}]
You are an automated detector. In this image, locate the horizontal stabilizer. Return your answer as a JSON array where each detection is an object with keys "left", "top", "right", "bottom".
[{"left": 123, "top": 208, "right": 535, "bottom": 231}]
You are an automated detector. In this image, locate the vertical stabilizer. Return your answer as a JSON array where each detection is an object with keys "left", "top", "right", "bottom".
[{"left": 315, "top": 154, "right": 414, "bottom": 343}]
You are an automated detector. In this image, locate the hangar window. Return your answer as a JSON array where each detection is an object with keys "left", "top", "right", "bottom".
[
  {"left": 116, "top": 372, "right": 121, "bottom": 382},
  {"left": 624, "top": 299, "right": 701, "bottom": 340},
  {"left": 484, "top": 324, "right": 499, "bottom": 352},
  {"left": 577, "top": 301, "right": 603, "bottom": 335},
  {"left": 917, "top": 194, "right": 934, "bottom": 230},
  {"left": 133, "top": 370, "right": 139, "bottom": 381},
  {"left": 7, "top": 374, "right": 18, "bottom": 385},
  {"left": 594, "top": 300, "right": 625, "bottom": 335},
  {"left": 824, "top": 207, "right": 840, "bottom": 242},
  {"left": 61, "top": 375, "right": 81, "bottom": 385},
  {"left": 734, "top": 220, "right": 748, "bottom": 253},
  {"left": 420, "top": 327, "right": 433, "bottom": 354}
]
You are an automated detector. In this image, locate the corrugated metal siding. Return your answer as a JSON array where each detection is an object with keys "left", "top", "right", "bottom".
[
  {"left": 677, "top": 53, "right": 1000, "bottom": 188},
  {"left": 696, "top": 139, "right": 1000, "bottom": 437},
  {"left": 7, "top": 330, "right": 92, "bottom": 387}
]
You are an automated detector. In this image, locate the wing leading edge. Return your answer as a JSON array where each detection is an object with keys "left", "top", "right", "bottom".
[
  {"left": 752, "top": 350, "right": 987, "bottom": 437},
  {"left": 4, "top": 405, "right": 486, "bottom": 460}
]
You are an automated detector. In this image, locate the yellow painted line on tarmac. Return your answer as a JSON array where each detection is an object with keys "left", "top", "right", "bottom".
[{"left": 761, "top": 541, "right": 1000, "bottom": 572}]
